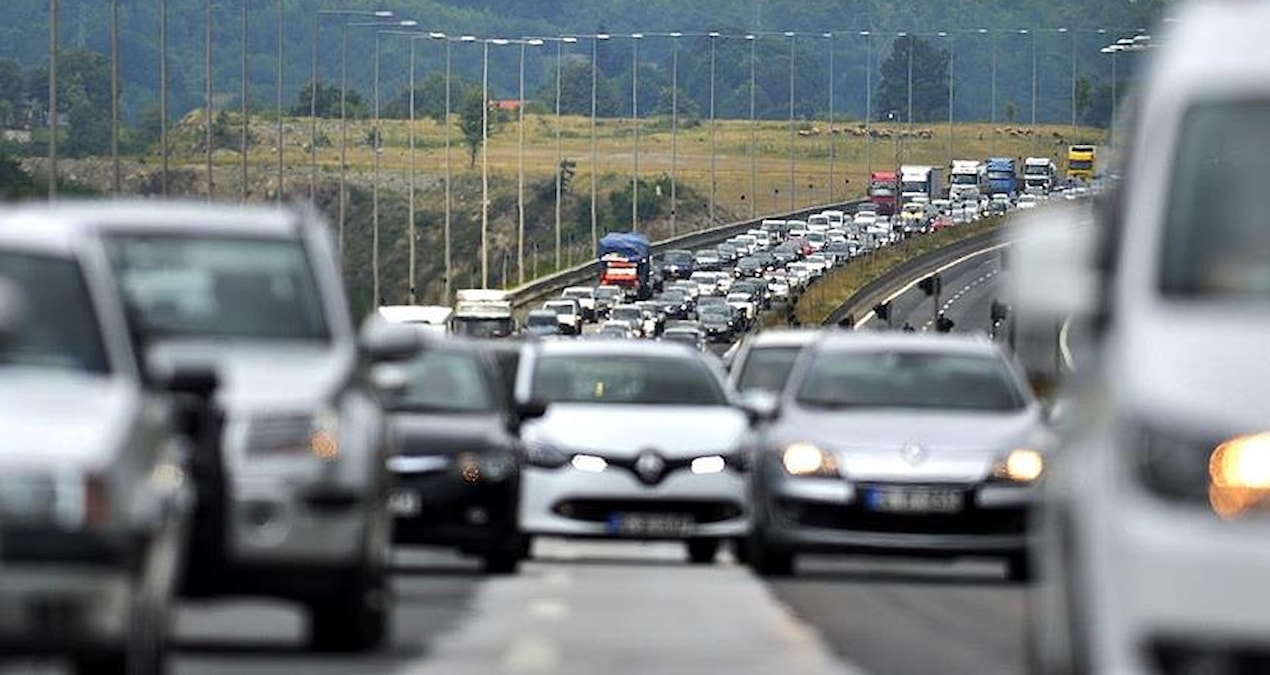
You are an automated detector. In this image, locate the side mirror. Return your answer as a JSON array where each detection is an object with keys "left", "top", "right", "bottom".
[
  {"left": 359, "top": 318, "right": 424, "bottom": 363},
  {"left": 508, "top": 400, "right": 549, "bottom": 434},
  {"left": 0, "top": 278, "right": 25, "bottom": 352},
  {"left": 738, "top": 390, "right": 781, "bottom": 426}
]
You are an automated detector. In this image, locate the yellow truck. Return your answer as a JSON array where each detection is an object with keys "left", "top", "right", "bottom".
[{"left": 1066, "top": 145, "right": 1096, "bottom": 183}]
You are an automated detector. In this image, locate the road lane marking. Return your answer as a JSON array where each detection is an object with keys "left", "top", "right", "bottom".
[
  {"left": 502, "top": 635, "right": 561, "bottom": 672},
  {"left": 858, "top": 243, "right": 1009, "bottom": 328},
  {"left": 527, "top": 599, "right": 569, "bottom": 620},
  {"left": 1058, "top": 315, "right": 1076, "bottom": 372}
]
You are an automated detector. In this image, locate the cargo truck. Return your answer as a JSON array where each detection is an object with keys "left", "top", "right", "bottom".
[
  {"left": 986, "top": 157, "right": 1019, "bottom": 197},
  {"left": 597, "top": 232, "right": 652, "bottom": 300},
  {"left": 868, "top": 170, "right": 899, "bottom": 215},
  {"left": 899, "top": 165, "right": 944, "bottom": 204},
  {"left": 451, "top": 289, "right": 515, "bottom": 338},
  {"left": 1066, "top": 145, "right": 1096, "bottom": 183},
  {"left": 1023, "top": 157, "right": 1057, "bottom": 194},
  {"left": 949, "top": 160, "right": 986, "bottom": 201}
]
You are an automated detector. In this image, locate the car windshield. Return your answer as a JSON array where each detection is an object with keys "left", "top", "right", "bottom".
[
  {"left": 1159, "top": 99, "right": 1270, "bottom": 300},
  {"left": 663, "top": 251, "right": 692, "bottom": 264},
  {"left": 526, "top": 312, "right": 558, "bottom": 327},
  {"left": 531, "top": 353, "right": 726, "bottom": 405},
  {"left": 563, "top": 289, "right": 592, "bottom": 299},
  {"left": 107, "top": 235, "right": 330, "bottom": 342},
  {"left": 735, "top": 346, "right": 802, "bottom": 393},
  {"left": 796, "top": 349, "right": 1026, "bottom": 411},
  {"left": 545, "top": 302, "right": 574, "bottom": 315},
  {"left": 0, "top": 252, "right": 111, "bottom": 374},
  {"left": 612, "top": 307, "right": 642, "bottom": 321},
  {"left": 595, "top": 287, "right": 621, "bottom": 299},
  {"left": 389, "top": 349, "right": 495, "bottom": 413}
]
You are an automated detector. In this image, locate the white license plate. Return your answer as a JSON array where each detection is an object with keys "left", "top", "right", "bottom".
[
  {"left": 607, "top": 512, "right": 694, "bottom": 536},
  {"left": 865, "top": 487, "right": 963, "bottom": 514},
  {"left": 387, "top": 489, "right": 421, "bottom": 517}
]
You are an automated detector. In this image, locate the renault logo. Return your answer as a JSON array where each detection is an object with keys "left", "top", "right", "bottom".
[
  {"left": 901, "top": 443, "right": 928, "bottom": 466},
  {"left": 634, "top": 450, "right": 667, "bottom": 485}
]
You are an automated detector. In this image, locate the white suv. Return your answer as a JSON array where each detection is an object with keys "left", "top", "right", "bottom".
[{"left": 1029, "top": 5, "right": 1270, "bottom": 673}]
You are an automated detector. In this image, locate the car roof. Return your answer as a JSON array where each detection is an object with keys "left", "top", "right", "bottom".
[
  {"left": 813, "top": 331, "right": 1000, "bottom": 355},
  {"left": 0, "top": 200, "right": 304, "bottom": 255},
  {"left": 532, "top": 339, "right": 698, "bottom": 358},
  {"left": 743, "top": 328, "right": 822, "bottom": 348}
]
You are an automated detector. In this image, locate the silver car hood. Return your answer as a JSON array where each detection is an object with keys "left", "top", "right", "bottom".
[
  {"left": 0, "top": 369, "right": 137, "bottom": 472},
  {"left": 771, "top": 406, "right": 1043, "bottom": 483},
  {"left": 523, "top": 404, "right": 749, "bottom": 457},
  {"left": 149, "top": 340, "right": 351, "bottom": 414}
]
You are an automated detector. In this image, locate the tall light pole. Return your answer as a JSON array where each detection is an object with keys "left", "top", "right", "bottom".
[
  {"left": 1060, "top": 27, "right": 1074, "bottom": 131},
  {"left": 110, "top": 0, "right": 120, "bottom": 195},
  {"left": 708, "top": 31, "right": 720, "bottom": 223},
  {"left": 313, "top": 10, "right": 394, "bottom": 204},
  {"left": 588, "top": 33, "right": 610, "bottom": 253},
  {"left": 429, "top": 34, "right": 474, "bottom": 303},
  {"left": 159, "top": 0, "right": 167, "bottom": 197},
  {"left": 276, "top": 0, "right": 284, "bottom": 203},
  {"left": 984, "top": 28, "right": 997, "bottom": 155},
  {"left": 1023, "top": 28, "right": 1037, "bottom": 156},
  {"left": 381, "top": 29, "right": 427, "bottom": 303},
  {"left": 630, "top": 33, "right": 643, "bottom": 232},
  {"left": 529, "top": 36, "right": 577, "bottom": 271},
  {"left": 481, "top": 38, "right": 513, "bottom": 289},
  {"left": 241, "top": 0, "right": 248, "bottom": 202},
  {"left": 863, "top": 30, "right": 872, "bottom": 180},
  {"left": 824, "top": 32, "right": 834, "bottom": 205},
  {"left": 786, "top": 31, "right": 796, "bottom": 212},
  {"left": 516, "top": 38, "right": 543, "bottom": 284},
  {"left": 942, "top": 31, "right": 953, "bottom": 168},
  {"left": 48, "top": 0, "right": 57, "bottom": 200},
  {"left": 905, "top": 32, "right": 913, "bottom": 157},
  {"left": 669, "top": 32, "right": 681, "bottom": 236},
  {"left": 373, "top": 28, "right": 383, "bottom": 302},
  {"left": 747, "top": 33, "right": 757, "bottom": 219},
  {"left": 205, "top": 0, "right": 213, "bottom": 200}
]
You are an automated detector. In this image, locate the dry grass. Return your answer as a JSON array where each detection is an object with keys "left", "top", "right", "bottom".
[{"left": 184, "top": 111, "right": 1103, "bottom": 216}]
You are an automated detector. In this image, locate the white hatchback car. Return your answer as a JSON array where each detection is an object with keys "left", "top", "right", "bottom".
[
  {"left": 515, "top": 341, "right": 753, "bottom": 563},
  {"left": 1029, "top": 4, "right": 1270, "bottom": 673}
]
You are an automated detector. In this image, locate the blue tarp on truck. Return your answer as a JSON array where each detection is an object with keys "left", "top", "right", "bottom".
[{"left": 598, "top": 232, "right": 652, "bottom": 299}]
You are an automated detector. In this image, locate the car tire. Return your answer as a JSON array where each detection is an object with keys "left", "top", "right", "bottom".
[
  {"left": 1007, "top": 553, "right": 1034, "bottom": 583},
  {"left": 483, "top": 544, "right": 522, "bottom": 575},
  {"left": 308, "top": 564, "right": 390, "bottom": 653},
  {"left": 747, "top": 534, "right": 795, "bottom": 577},
  {"left": 74, "top": 590, "right": 169, "bottom": 675},
  {"left": 686, "top": 539, "right": 720, "bottom": 564}
]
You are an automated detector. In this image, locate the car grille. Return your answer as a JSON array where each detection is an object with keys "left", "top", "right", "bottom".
[
  {"left": 1149, "top": 637, "right": 1270, "bottom": 675},
  {"left": 244, "top": 414, "right": 312, "bottom": 454},
  {"left": 552, "top": 499, "right": 743, "bottom": 524},
  {"left": 778, "top": 499, "right": 1027, "bottom": 536}
]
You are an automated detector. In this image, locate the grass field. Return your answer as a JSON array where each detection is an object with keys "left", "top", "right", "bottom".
[{"left": 180, "top": 110, "right": 1104, "bottom": 220}]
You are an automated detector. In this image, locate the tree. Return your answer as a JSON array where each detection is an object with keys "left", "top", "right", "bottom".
[
  {"left": 457, "top": 83, "right": 500, "bottom": 168},
  {"left": 384, "top": 72, "right": 464, "bottom": 121},
  {"left": 875, "top": 36, "right": 949, "bottom": 124},
  {"left": 1004, "top": 100, "right": 1018, "bottom": 123},
  {"left": 535, "top": 60, "right": 620, "bottom": 117},
  {"left": 0, "top": 59, "right": 25, "bottom": 128},
  {"left": 292, "top": 80, "right": 365, "bottom": 118}
]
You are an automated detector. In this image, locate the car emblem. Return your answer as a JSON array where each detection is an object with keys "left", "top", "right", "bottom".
[
  {"left": 901, "top": 443, "right": 928, "bottom": 466},
  {"left": 634, "top": 450, "right": 667, "bottom": 485}
]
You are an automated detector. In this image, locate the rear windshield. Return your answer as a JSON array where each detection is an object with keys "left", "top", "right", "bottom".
[
  {"left": 1159, "top": 100, "right": 1270, "bottom": 300},
  {"left": 532, "top": 353, "right": 726, "bottom": 406},
  {"left": 735, "top": 346, "right": 801, "bottom": 393},
  {"left": 389, "top": 350, "right": 495, "bottom": 413},
  {"left": 0, "top": 252, "right": 110, "bottom": 374},
  {"left": 796, "top": 350, "right": 1026, "bottom": 412}
]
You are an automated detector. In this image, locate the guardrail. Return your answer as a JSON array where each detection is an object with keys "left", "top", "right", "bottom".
[
  {"left": 824, "top": 228, "right": 1006, "bottom": 328},
  {"left": 506, "top": 199, "right": 869, "bottom": 313}
]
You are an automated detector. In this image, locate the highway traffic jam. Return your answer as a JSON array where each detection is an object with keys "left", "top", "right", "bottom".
[{"left": 3, "top": 4, "right": 1270, "bottom": 675}]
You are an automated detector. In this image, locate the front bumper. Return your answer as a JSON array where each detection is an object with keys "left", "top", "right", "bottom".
[
  {"left": 520, "top": 465, "right": 749, "bottom": 539},
  {"left": 390, "top": 466, "right": 519, "bottom": 552},
  {"left": 227, "top": 474, "right": 375, "bottom": 567},
  {"left": 0, "top": 563, "right": 134, "bottom": 654},
  {"left": 756, "top": 474, "right": 1033, "bottom": 556}
]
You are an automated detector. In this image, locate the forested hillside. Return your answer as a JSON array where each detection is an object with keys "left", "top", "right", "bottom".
[{"left": 0, "top": 0, "right": 1169, "bottom": 136}]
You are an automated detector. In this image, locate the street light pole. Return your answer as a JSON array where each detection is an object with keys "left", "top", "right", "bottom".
[
  {"left": 825, "top": 32, "right": 834, "bottom": 205},
  {"left": 159, "top": 0, "right": 167, "bottom": 197},
  {"left": 110, "top": 0, "right": 120, "bottom": 195},
  {"left": 374, "top": 29, "right": 382, "bottom": 301},
  {"left": 748, "top": 33, "right": 757, "bottom": 219},
  {"left": 241, "top": 0, "right": 248, "bottom": 201},
  {"left": 863, "top": 30, "right": 871, "bottom": 180},
  {"left": 709, "top": 31, "right": 719, "bottom": 223},
  {"left": 943, "top": 31, "right": 953, "bottom": 168},
  {"left": 1026, "top": 28, "right": 1037, "bottom": 156},
  {"left": 589, "top": 34, "right": 610, "bottom": 254},
  {"left": 630, "top": 33, "right": 642, "bottom": 233},
  {"left": 48, "top": 0, "right": 57, "bottom": 201},
  {"left": 409, "top": 36, "right": 417, "bottom": 302},
  {"left": 1061, "top": 27, "right": 1074, "bottom": 131},
  {"left": 276, "top": 0, "right": 284, "bottom": 203},
  {"left": 786, "top": 31, "right": 795, "bottom": 212},
  {"left": 548, "top": 37, "right": 577, "bottom": 269},
  {"left": 670, "top": 32, "right": 681, "bottom": 236},
  {"left": 905, "top": 32, "right": 913, "bottom": 156},
  {"left": 517, "top": 39, "right": 543, "bottom": 284},
  {"left": 986, "top": 28, "right": 997, "bottom": 155},
  {"left": 205, "top": 0, "right": 213, "bottom": 200}
]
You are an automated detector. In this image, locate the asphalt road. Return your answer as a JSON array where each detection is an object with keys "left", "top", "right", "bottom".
[{"left": 0, "top": 243, "right": 1029, "bottom": 675}]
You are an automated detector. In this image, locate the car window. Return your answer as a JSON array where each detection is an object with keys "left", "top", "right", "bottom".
[
  {"left": 0, "top": 252, "right": 110, "bottom": 374},
  {"left": 389, "top": 349, "right": 496, "bottom": 413},
  {"left": 531, "top": 354, "right": 726, "bottom": 406},
  {"left": 107, "top": 235, "right": 330, "bottom": 342},
  {"left": 1159, "top": 99, "right": 1270, "bottom": 300},
  {"left": 735, "top": 346, "right": 801, "bottom": 393},
  {"left": 796, "top": 349, "right": 1026, "bottom": 412}
]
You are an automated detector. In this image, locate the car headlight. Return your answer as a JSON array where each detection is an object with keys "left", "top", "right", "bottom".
[
  {"left": 990, "top": 448, "right": 1044, "bottom": 483},
  {"left": 570, "top": 454, "right": 608, "bottom": 473},
  {"left": 524, "top": 441, "right": 571, "bottom": 469},
  {"left": 781, "top": 442, "right": 839, "bottom": 478},
  {"left": 309, "top": 408, "right": 341, "bottom": 461},
  {"left": 1209, "top": 433, "right": 1270, "bottom": 519}
]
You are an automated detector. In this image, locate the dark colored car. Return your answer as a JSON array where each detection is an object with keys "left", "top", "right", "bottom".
[
  {"left": 385, "top": 340, "right": 542, "bottom": 574},
  {"left": 698, "top": 306, "right": 736, "bottom": 343},
  {"left": 660, "top": 249, "right": 695, "bottom": 280},
  {"left": 735, "top": 257, "right": 765, "bottom": 278},
  {"left": 661, "top": 327, "right": 706, "bottom": 351},
  {"left": 656, "top": 289, "right": 694, "bottom": 319},
  {"left": 524, "top": 309, "right": 563, "bottom": 337}
]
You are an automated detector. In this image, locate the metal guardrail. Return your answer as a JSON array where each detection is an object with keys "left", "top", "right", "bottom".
[{"left": 507, "top": 199, "right": 869, "bottom": 313}]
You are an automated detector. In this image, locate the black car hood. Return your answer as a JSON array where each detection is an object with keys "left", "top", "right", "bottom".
[{"left": 391, "top": 412, "right": 512, "bottom": 456}]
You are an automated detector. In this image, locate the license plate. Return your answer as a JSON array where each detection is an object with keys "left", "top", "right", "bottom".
[
  {"left": 387, "top": 489, "right": 421, "bottom": 517},
  {"left": 864, "top": 487, "right": 963, "bottom": 514},
  {"left": 606, "top": 512, "right": 694, "bottom": 536}
]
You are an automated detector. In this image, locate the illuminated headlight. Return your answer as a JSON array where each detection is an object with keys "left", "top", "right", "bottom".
[
  {"left": 309, "top": 408, "right": 341, "bottom": 461},
  {"left": 570, "top": 454, "right": 608, "bottom": 473},
  {"left": 990, "top": 448, "right": 1044, "bottom": 483},
  {"left": 691, "top": 456, "right": 726, "bottom": 475},
  {"left": 781, "top": 442, "right": 839, "bottom": 478},
  {"left": 1209, "top": 433, "right": 1270, "bottom": 519}
]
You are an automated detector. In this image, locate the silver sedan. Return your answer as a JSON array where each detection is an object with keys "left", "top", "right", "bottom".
[
  {"left": 746, "top": 333, "right": 1049, "bottom": 580},
  {"left": 515, "top": 341, "right": 753, "bottom": 564}
]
